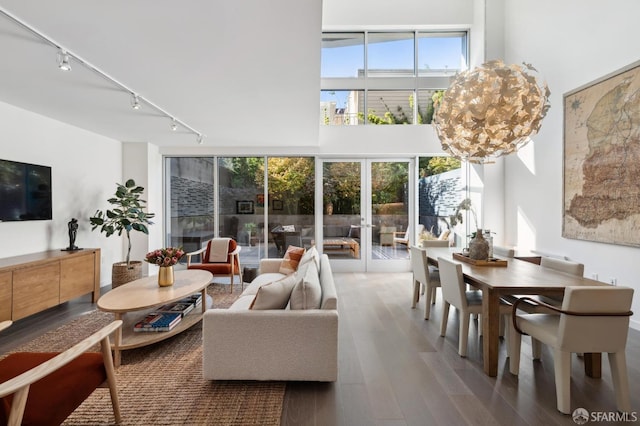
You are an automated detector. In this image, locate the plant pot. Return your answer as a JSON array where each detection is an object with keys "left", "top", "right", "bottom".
[{"left": 111, "top": 261, "right": 143, "bottom": 288}]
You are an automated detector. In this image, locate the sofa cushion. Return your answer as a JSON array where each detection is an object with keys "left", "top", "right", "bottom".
[
  {"left": 242, "top": 273, "right": 286, "bottom": 296},
  {"left": 228, "top": 295, "right": 256, "bottom": 310},
  {"left": 279, "top": 245, "right": 305, "bottom": 275},
  {"left": 249, "top": 273, "right": 300, "bottom": 310},
  {"left": 298, "top": 245, "right": 320, "bottom": 271},
  {"left": 290, "top": 259, "right": 322, "bottom": 310}
]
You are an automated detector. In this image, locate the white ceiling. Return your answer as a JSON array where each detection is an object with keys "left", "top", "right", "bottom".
[{"left": 0, "top": 1, "right": 322, "bottom": 148}]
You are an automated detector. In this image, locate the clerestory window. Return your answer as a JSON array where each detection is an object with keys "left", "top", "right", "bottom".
[{"left": 320, "top": 31, "right": 467, "bottom": 126}]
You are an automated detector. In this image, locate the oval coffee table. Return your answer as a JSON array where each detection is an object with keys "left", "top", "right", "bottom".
[{"left": 98, "top": 269, "right": 213, "bottom": 366}]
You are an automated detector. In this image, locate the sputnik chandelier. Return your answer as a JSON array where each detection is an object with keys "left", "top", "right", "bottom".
[{"left": 433, "top": 60, "right": 550, "bottom": 164}]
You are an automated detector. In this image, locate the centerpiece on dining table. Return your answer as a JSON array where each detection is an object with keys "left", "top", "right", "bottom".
[{"left": 144, "top": 247, "right": 185, "bottom": 287}]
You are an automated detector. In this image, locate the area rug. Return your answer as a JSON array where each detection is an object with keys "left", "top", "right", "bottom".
[{"left": 7, "top": 283, "right": 285, "bottom": 426}]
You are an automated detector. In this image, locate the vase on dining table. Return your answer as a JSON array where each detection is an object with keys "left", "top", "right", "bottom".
[
  {"left": 158, "top": 265, "right": 175, "bottom": 287},
  {"left": 468, "top": 228, "right": 489, "bottom": 261}
]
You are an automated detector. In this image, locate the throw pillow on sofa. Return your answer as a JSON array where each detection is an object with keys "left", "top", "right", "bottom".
[
  {"left": 298, "top": 245, "right": 320, "bottom": 270},
  {"left": 290, "top": 259, "right": 322, "bottom": 310},
  {"left": 279, "top": 245, "right": 305, "bottom": 275},
  {"left": 249, "top": 273, "right": 300, "bottom": 310}
]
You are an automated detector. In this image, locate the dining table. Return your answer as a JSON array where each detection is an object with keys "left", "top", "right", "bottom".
[{"left": 425, "top": 247, "right": 609, "bottom": 377}]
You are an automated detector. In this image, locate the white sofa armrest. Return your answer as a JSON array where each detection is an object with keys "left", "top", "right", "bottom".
[
  {"left": 258, "top": 259, "right": 283, "bottom": 274},
  {"left": 203, "top": 309, "right": 338, "bottom": 381}
]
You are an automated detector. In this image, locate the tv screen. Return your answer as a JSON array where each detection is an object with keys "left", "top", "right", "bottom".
[{"left": 0, "top": 159, "right": 52, "bottom": 221}]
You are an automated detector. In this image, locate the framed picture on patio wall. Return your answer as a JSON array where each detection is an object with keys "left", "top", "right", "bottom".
[{"left": 236, "top": 200, "right": 254, "bottom": 214}]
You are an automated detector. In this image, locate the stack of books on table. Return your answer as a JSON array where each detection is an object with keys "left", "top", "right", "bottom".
[{"left": 133, "top": 312, "right": 182, "bottom": 332}]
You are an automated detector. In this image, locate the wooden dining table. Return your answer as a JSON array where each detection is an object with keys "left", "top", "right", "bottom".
[{"left": 425, "top": 247, "right": 609, "bottom": 377}]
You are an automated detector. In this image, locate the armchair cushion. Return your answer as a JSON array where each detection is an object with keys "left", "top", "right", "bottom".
[
  {"left": 279, "top": 246, "right": 305, "bottom": 275},
  {"left": 0, "top": 352, "right": 107, "bottom": 426}
]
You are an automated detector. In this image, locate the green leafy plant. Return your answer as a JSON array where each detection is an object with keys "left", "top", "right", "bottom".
[{"left": 89, "top": 179, "right": 155, "bottom": 266}]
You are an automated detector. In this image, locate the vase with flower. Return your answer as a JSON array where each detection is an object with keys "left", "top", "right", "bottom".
[
  {"left": 144, "top": 247, "right": 185, "bottom": 287},
  {"left": 449, "top": 198, "right": 489, "bottom": 260}
]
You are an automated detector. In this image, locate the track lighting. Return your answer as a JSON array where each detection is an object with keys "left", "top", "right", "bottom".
[
  {"left": 131, "top": 93, "right": 141, "bottom": 110},
  {"left": 1, "top": 8, "right": 205, "bottom": 142},
  {"left": 57, "top": 49, "right": 71, "bottom": 71}
]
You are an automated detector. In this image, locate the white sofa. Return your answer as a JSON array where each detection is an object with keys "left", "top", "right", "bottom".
[{"left": 202, "top": 251, "right": 338, "bottom": 381}]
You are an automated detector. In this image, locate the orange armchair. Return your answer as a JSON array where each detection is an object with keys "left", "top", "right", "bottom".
[
  {"left": 187, "top": 238, "right": 242, "bottom": 292},
  {"left": 0, "top": 320, "right": 123, "bottom": 426}
]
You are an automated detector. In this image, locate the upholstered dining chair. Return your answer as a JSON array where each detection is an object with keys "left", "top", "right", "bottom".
[
  {"left": 0, "top": 320, "right": 123, "bottom": 426},
  {"left": 187, "top": 237, "right": 242, "bottom": 293},
  {"left": 438, "top": 257, "right": 512, "bottom": 357},
  {"left": 409, "top": 245, "right": 442, "bottom": 320},
  {"left": 492, "top": 245, "right": 515, "bottom": 258},
  {"left": 508, "top": 286, "right": 634, "bottom": 414},
  {"left": 503, "top": 257, "right": 586, "bottom": 357}
]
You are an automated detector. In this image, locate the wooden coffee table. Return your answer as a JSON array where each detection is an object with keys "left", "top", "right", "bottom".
[{"left": 97, "top": 269, "right": 213, "bottom": 366}]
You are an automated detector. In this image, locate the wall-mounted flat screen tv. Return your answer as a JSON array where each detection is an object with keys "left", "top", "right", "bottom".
[{"left": 0, "top": 159, "right": 52, "bottom": 221}]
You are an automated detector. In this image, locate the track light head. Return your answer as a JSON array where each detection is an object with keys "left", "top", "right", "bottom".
[
  {"left": 131, "top": 93, "right": 141, "bottom": 110},
  {"left": 197, "top": 134, "right": 204, "bottom": 145},
  {"left": 171, "top": 119, "right": 178, "bottom": 131},
  {"left": 57, "top": 49, "right": 71, "bottom": 71}
]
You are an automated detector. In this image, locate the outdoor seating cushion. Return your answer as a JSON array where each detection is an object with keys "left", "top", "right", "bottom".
[{"left": 0, "top": 352, "right": 107, "bottom": 426}]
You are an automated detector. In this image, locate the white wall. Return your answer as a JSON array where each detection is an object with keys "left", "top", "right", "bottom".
[
  {"left": 501, "top": 0, "right": 640, "bottom": 328},
  {"left": 0, "top": 100, "right": 123, "bottom": 287}
]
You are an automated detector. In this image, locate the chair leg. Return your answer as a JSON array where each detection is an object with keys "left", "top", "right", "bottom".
[
  {"left": 553, "top": 349, "right": 572, "bottom": 414},
  {"left": 459, "top": 311, "right": 470, "bottom": 357},
  {"left": 509, "top": 324, "right": 522, "bottom": 375},
  {"left": 101, "top": 337, "right": 122, "bottom": 424},
  {"left": 532, "top": 338, "right": 542, "bottom": 360},
  {"left": 424, "top": 285, "right": 433, "bottom": 320},
  {"left": 608, "top": 351, "right": 632, "bottom": 412},
  {"left": 412, "top": 279, "right": 420, "bottom": 309},
  {"left": 420, "top": 282, "right": 425, "bottom": 295},
  {"left": 440, "top": 302, "right": 450, "bottom": 337},
  {"left": 430, "top": 287, "right": 437, "bottom": 305}
]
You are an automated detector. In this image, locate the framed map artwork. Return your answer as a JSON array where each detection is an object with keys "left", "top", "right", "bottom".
[{"left": 563, "top": 60, "right": 640, "bottom": 246}]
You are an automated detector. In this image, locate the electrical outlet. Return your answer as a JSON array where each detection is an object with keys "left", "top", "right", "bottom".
[
  {"left": 609, "top": 277, "right": 617, "bottom": 286},
  {"left": 591, "top": 273, "right": 598, "bottom": 281}
]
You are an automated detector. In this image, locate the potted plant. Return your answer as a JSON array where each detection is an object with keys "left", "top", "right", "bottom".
[{"left": 89, "top": 179, "right": 155, "bottom": 287}]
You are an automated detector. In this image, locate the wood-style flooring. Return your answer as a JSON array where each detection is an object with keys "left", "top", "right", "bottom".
[{"left": 1, "top": 272, "right": 639, "bottom": 425}]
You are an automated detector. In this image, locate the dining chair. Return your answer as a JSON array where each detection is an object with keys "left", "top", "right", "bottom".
[
  {"left": 508, "top": 286, "right": 633, "bottom": 414},
  {"left": 493, "top": 245, "right": 515, "bottom": 258},
  {"left": 420, "top": 239, "right": 450, "bottom": 296},
  {"left": 438, "top": 257, "right": 512, "bottom": 357},
  {"left": 187, "top": 237, "right": 242, "bottom": 292},
  {"left": 409, "top": 245, "right": 441, "bottom": 320},
  {"left": 0, "top": 320, "right": 123, "bottom": 426},
  {"left": 501, "top": 256, "right": 586, "bottom": 359}
]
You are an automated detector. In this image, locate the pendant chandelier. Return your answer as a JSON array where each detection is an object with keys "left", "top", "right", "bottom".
[{"left": 433, "top": 60, "right": 551, "bottom": 164}]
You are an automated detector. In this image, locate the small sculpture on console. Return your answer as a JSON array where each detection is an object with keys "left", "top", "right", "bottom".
[{"left": 62, "top": 218, "right": 83, "bottom": 251}]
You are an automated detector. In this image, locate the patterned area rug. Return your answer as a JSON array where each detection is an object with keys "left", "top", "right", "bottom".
[{"left": 7, "top": 283, "right": 285, "bottom": 426}]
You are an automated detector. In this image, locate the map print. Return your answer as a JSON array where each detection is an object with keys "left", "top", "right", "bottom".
[{"left": 563, "top": 62, "right": 640, "bottom": 246}]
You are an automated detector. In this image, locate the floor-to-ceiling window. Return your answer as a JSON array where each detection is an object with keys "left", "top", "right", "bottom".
[
  {"left": 164, "top": 157, "right": 215, "bottom": 258},
  {"left": 165, "top": 156, "right": 315, "bottom": 269}
]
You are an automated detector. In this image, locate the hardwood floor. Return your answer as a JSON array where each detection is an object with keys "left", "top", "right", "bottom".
[
  {"left": 281, "top": 272, "right": 640, "bottom": 426},
  {"left": 2, "top": 272, "right": 639, "bottom": 425}
]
